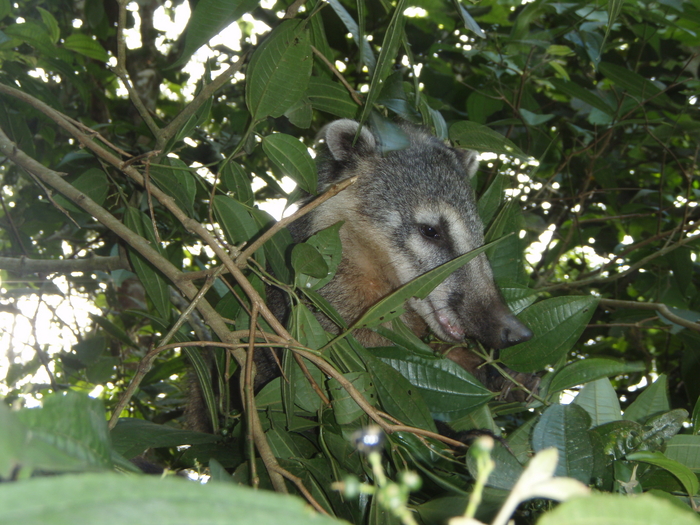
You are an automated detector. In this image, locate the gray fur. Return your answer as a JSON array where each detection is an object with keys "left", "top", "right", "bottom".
[{"left": 291, "top": 119, "right": 532, "bottom": 351}]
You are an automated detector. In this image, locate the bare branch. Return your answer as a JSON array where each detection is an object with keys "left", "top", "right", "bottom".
[{"left": 0, "top": 255, "right": 128, "bottom": 275}]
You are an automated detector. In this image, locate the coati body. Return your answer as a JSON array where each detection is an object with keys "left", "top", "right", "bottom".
[{"left": 290, "top": 120, "right": 532, "bottom": 363}]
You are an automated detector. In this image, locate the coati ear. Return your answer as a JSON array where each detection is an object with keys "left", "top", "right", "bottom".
[
  {"left": 454, "top": 148, "right": 480, "bottom": 179},
  {"left": 324, "top": 120, "right": 378, "bottom": 161}
]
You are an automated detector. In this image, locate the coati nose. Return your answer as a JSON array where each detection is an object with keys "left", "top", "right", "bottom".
[{"left": 500, "top": 318, "right": 533, "bottom": 347}]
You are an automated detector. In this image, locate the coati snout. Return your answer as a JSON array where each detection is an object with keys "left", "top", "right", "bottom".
[{"left": 290, "top": 119, "right": 532, "bottom": 359}]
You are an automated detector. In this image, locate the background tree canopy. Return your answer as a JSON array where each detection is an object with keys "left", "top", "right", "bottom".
[{"left": 1, "top": 0, "right": 700, "bottom": 523}]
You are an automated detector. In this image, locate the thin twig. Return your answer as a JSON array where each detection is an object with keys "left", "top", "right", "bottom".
[
  {"left": 245, "top": 303, "right": 260, "bottom": 489},
  {"left": 599, "top": 298, "right": 700, "bottom": 333},
  {"left": 311, "top": 45, "right": 363, "bottom": 106}
]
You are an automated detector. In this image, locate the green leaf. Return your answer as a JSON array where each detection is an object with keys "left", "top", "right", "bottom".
[
  {"left": 531, "top": 403, "right": 594, "bottom": 483},
  {"left": 467, "top": 441, "right": 524, "bottom": 490},
  {"left": 262, "top": 133, "right": 317, "bottom": 194},
  {"left": 171, "top": 94, "right": 213, "bottom": 145},
  {"left": 627, "top": 450, "right": 699, "bottom": 497},
  {"left": 664, "top": 434, "right": 700, "bottom": 473},
  {"left": 328, "top": 372, "right": 376, "bottom": 424},
  {"left": 0, "top": 0, "right": 10, "bottom": 21},
  {"left": 357, "top": 0, "right": 407, "bottom": 128},
  {"left": 149, "top": 159, "right": 196, "bottom": 216},
  {"left": 605, "top": 0, "right": 625, "bottom": 45},
  {"left": 246, "top": 20, "right": 312, "bottom": 122},
  {"left": 212, "top": 195, "right": 259, "bottom": 245},
  {"left": 110, "top": 419, "right": 219, "bottom": 459},
  {"left": 0, "top": 395, "right": 100, "bottom": 477},
  {"left": 453, "top": 0, "right": 485, "bottom": 38},
  {"left": 64, "top": 34, "right": 109, "bottom": 62},
  {"left": 450, "top": 121, "right": 529, "bottom": 161},
  {"left": 477, "top": 173, "right": 506, "bottom": 226},
  {"left": 55, "top": 168, "right": 109, "bottom": 214},
  {"left": 350, "top": 236, "right": 508, "bottom": 331},
  {"left": 358, "top": 348, "right": 436, "bottom": 431},
  {"left": 17, "top": 391, "right": 112, "bottom": 471},
  {"left": 122, "top": 207, "right": 171, "bottom": 320},
  {"left": 550, "top": 78, "right": 616, "bottom": 115},
  {"left": 307, "top": 77, "right": 359, "bottom": 119},
  {"left": 37, "top": 7, "right": 59, "bottom": 43},
  {"left": 292, "top": 243, "right": 328, "bottom": 280},
  {"left": 538, "top": 493, "right": 700, "bottom": 525},
  {"left": 519, "top": 108, "right": 555, "bottom": 126},
  {"left": 289, "top": 303, "right": 329, "bottom": 351},
  {"left": 173, "top": 0, "right": 257, "bottom": 69},
  {"left": 0, "top": 472, "right": 346, "bottom": 525},
  {"left": 326, "top": 0, "right": 375, "bottom": 72},
  {"left": 250, "top": 208, "right": 293, "bottom": 284},
  {"left": 599, "top": 62, "right": 673, "bottom": 106},
  {"left": 623, "top": 375, "right": 670, "bottom": 423},
  {"left": 574, "top": 378, "right": 622, "bottom": 426},
  {"left": 370, "top": 347, "right": 493, "bottom": 421},
  {"left": 221, "top": 162, "right": 254, "bottom": 207},
  {"left": 500, "top": 296, "right": 599, "bottom": 373},
  {"left": 296, "top": 222, "right": 344, "bottom": 291},
  {"left": 549, "top": 358, "right": 646, "bottom": 393}
]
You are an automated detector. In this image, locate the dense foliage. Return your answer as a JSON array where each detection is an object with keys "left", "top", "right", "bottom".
[{"left": 1, "top": 0, "right": 700, "bottom": 523}]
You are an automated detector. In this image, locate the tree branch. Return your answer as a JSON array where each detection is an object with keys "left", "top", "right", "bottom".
[{"left": 0, "top": 255, "right": 128, "bottom": 275}]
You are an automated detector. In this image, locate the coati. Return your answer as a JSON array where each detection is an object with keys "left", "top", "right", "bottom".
[
  {"left": 187, "top": 119, "right": 533, "bottom": 432},
  {"left": 287, "top": 120, "right": 532, "bottom": 381}
]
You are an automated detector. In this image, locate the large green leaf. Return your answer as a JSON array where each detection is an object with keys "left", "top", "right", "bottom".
[
  {"left": 549, "top": 358, "right": 646, "bottom": 394},
  {"left": 357, "top": 348, "right": 436, "bottom": 431},
  {"left": 262, "top": 133, "right": 317, "bottom": 194},
  {"left": 246, "top": 20, "right": 312, "bottom": 122},
  {"left": 500, "top": 296, "right": 599, "bottom": 373},
  {"left": 531, "top": 403, "right": 594, "bottom": 483},
  {"left": 623, "top": 375, "right": 670, "bottom": 423},
  {"left": 0, "top": 472, "right": 346, "bottom": 525},
  {"left": 574, "top": 378, "right": 622, "bottom": 427},
  {"left": 627, "top": 450, "right": 699, "bottom": 498},
  {"left": 2, "top": 392, "right": 111, "bottom": 477},
  {"left": 664, "top": 434, "right": 700, "bottom": 473},
  {"left": 538, "top": 493, "right": 700, "bottom": 525},
  {"left": 371, "top": 347, "right": 493, "bottom": 421}
]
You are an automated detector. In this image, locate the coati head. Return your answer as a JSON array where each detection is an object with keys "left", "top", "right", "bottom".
[{"left": 298, "top": 119, "right": 532, "bottom": 351}]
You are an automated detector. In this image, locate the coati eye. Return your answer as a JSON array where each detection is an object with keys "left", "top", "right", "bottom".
[{"left": 420, "top": 224, "right": 442, "bottom": 241}]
